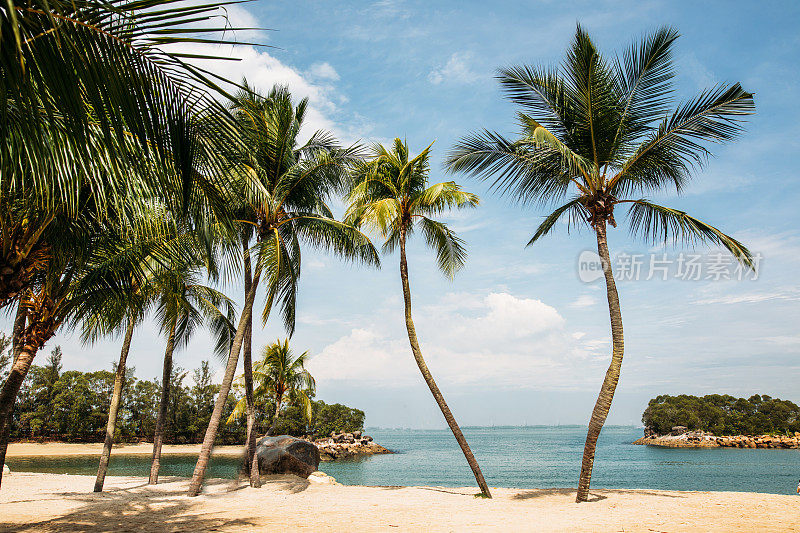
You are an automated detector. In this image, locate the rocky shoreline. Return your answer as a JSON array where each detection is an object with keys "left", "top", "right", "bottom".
[
  {"left": 633, "top": 427, "right": 800, "bottom": 449},
  {"left": 314, "top": 431, "right": 392, "bottom": 461}
]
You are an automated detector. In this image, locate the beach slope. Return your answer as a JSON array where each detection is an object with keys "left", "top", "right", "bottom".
[{"left": 0, "top": 473, "right": 796, "bottom": 532}]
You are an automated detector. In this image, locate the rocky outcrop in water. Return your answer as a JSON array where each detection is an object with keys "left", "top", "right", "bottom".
[
  {"left": 634, "top": 429, "right": 800, "bottom": 448},
  {"left": 315, "top": 431, "right": 392, "bottom": 461}
]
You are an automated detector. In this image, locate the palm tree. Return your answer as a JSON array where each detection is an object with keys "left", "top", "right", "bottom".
[
  {"left": 186, "top": 84, "right": 379, "bottom": 496},
  {"left": 345, "top": 139, "right": 491, "bottom": 498},
  {"left": 0, "top": 213, "right": 180, "bottom": 489},
  {"left": 1, "top": 0, "right": 253, "bottom": 309},
  {"left": 227, "top": 339, "right": 315, "bottom": 435},
  {"left": 446, "top": 25, "right": 754, "bottom": 502},
  {"left": 91, "top": 312, "right": 141, "bottom": 493},
  {"left": 149, "top": 265, "right": 234, "bottom": 485},
  {"left": 0, "top": 0, "right": 252, "bottom": 466},
  {"left": 0, "top": 302, "right": 25, "bottom": 487}
]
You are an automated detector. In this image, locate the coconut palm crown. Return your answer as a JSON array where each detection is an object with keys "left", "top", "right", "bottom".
[
  {"left": 227, "top": 339, "right": 316, "bottom": 433},
  {"left": 345, "top": 139, "right": 478, "bottom": 277},
  {"left": 446, "top": 25, "right": 755, "bottom": 502}
]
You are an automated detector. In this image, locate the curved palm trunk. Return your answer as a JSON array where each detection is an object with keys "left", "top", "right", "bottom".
[
  {"left": 0, "top": 303, "right": 26, "bottom": 489},
  {"left": 266, "top": 398, "right": 282, "bottom": 436},
  {"left": 242, "top": 240, "right": 261, "bottom": 487},
  {"left": 94, "top": 316, "right": 136, "bottom": 492},
  {"left": 0, "top": 344, "right": 41, "bottom": 487},
  {"left": 0, "top": 293, "right": 56, "bottom": 487},
  {"left": 188, "top": 272, "right": 261, "bottom": 496},
  {"left": 576, "top": 221, "right": 624, "bottom": 503},
  {"left": 399, "top": 230, "right": 491, "bottom": 498},
  {"left": 149, "top": 320, "right": 177, "bottom": 484}
]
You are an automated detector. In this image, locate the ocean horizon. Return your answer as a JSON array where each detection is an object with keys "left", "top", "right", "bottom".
[{"left": 7, "top": 426, "right": 799, "bottom": 495}]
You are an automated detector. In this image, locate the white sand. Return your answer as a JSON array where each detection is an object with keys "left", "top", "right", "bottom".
[
  {"left": 5, "top": 442, "right": 242, "bottom": 457},
  {"left": 0, "top": 472, "right": 797, "bottom": 532}
]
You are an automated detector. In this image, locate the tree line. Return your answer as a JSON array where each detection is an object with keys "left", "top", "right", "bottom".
[
  {"left": 643, "top": 394, "right": 800, "bottom": 436},
  {"left": 0, "top": 341, "right": 364, "bottom": 444}
]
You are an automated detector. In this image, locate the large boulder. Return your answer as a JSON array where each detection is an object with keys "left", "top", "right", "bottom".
[{"left": 255, "top": 435, "right": 320, "bottom": 478}]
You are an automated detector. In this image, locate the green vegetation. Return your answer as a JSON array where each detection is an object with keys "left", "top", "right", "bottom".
[
  {"left": 2, "top": 345, "right": 364, "bottom": 443},
  {"left": 643, "top": 394, "right": 800, "bottom": 436},
  {"left": 227, "top": 340, "right": 316, "bottom": 436},
  {"left": 272, "top": 401, "right": 365, "bottom": 438},
  {"left": 447, "top": 25, "right": 754, "bottom": 501}
]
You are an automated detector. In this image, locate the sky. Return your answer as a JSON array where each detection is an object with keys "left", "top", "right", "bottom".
[{"left": 6, "top": 0, "right": 799, "bottom": 428}]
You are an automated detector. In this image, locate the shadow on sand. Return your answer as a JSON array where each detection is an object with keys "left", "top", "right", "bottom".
[
  {"left": 512, "top": 488, "right": 606, "bottom": 502},
  {"left": 512, "top": 487, "right": 688, "bottom": 502},
  {"left": 0, "top": 475, "right": 309, "bottom": 533}
]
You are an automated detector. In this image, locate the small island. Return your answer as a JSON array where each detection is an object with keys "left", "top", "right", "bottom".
[{"left": 633, "top": 394, "right": 800, "bottom": 449}]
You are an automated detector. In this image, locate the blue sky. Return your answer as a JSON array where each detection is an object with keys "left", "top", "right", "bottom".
[{"left": 6, "top": 0, "right": 799, "bottom": 428}]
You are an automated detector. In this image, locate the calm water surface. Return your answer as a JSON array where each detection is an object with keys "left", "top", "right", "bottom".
[{"left": 7, "top": 427, "right": 800, "bottom": 494}]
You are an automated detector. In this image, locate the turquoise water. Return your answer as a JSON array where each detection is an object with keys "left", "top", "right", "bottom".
[{"left": 7, "top": 427, "right": 800, "bottom": 494}]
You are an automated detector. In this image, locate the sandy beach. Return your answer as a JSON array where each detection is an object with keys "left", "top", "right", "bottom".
[
  {"left": 5, "top": 442, "right": 243, "bottom": 458},
  {"left": 0, "top": 472, "right": 796, "bottom": 532}
]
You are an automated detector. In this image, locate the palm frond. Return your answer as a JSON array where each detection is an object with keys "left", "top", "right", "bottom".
[
  {"left": 445, "top": 129, "right": 571, "bottom": 205},
  {"left": 626, "top": 200, "right": 753, "bottom": 268},
  {"left": 526, "top": 197, "right": 587, "bottom": 246},
  {"left": 418, "top": 217, "right": 468, "bottom": 278}
]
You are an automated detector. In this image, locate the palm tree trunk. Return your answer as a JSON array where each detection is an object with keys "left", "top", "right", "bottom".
[
  {"left": 0, "top": 302, "right": 25, "bottom": 489},
  {"left": 188, "top": 272, "right": 261, "bottom": 497},
  {"left": 576, "top": 221, "right": 624, "bottom": 503},
  {"left": 94, "top": 315, "right": 135, "bottom": 492},
  {"left": 0, "top": 345, "right": 39, "bottom": 482},
  {"left": 266, "top": 399, "right": 282, "bottom": 436},
  {"left": 242, "top": 239, "right": 261, "bottom": 487},
  {"left": 398, "top": 229, "right": 491, "bottom": 498},
  {"left": 149, "top": 320, "right": 177, "bottom": 485}
]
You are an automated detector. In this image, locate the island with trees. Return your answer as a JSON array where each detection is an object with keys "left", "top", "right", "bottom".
[{"left": 635, "top": 394, "right": 800, "bottom": 448}]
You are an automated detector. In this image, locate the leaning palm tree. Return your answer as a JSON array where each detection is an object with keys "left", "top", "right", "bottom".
[
  {"left": 0, "top": 0, "right": 253, "bottom": 468},
  {"left": 446, "top": 25, "right": 754, "bottom": 502},
  {"left": 187, "top": 84, "right": 379, "bottom": 496},
  {"left": 149, "top": 264, "right": 235, "bottom": 485},
  {"left": 0, "top": 209, "right": 183, "bottom": 489},
  {"left": 227, "top": 339, "right": 315, "bottom": 434},
  {"left": 0, "top": 301, "right": 25, "bottom": 486},
  {"left": 87, "top": 283, "right": 149, "bottom": 493},
  {"left": 345, "top": 139, "right": 491, "bottom": 498}
]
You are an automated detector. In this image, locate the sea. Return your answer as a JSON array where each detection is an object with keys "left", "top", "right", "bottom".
[{"left": 6, "top": 426, "right": 800, "bottom": 495}]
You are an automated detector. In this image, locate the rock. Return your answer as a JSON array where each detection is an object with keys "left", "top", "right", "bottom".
[
  {"left": 255, "top": 435, "right": 320, "bottom": 478},
  {"left": 670, "top": 426, "right": 688, "bottom": 436},
  {"left": 307, "top": 471, "right": 338, "bottom": 485},
  {"left": 353, "top": 430, "right": 362, "bottom": 439},
  {"left": 2, "top": 464, "right": 9, "bottom": 475}
]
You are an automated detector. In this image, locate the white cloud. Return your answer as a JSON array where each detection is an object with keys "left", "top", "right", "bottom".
[
  {"left": 569, "top": 294, "right": 598, "bottom": 309},
  {"left": 307, "top": 62, "right": 340, "bottom": 81},
  {"left": 428, "top": 53, "right": 480, "bottom": 85},
  {"left": 176, "top": 43, "right": 339, "bottom": 139},
  {"left": 170, "top": 27, "right": 375, "bottom": 145},
  {"left": 693, "top": 288, "right": 800, "bottom": 305},
  {"left": 307, "top": 292, "right": 604, "bottom": 389}
]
